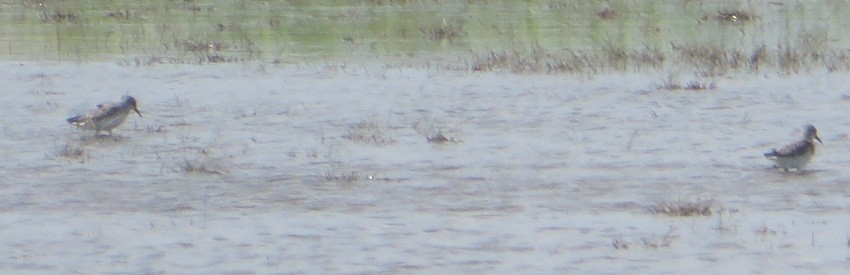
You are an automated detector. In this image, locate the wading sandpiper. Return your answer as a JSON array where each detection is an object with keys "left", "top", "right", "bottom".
[
  {"left": 764, "top": 124, "right": 822, "bottom": 172},
  {"left": 67, "top": 95, "right": 142, "bottom": 135}
]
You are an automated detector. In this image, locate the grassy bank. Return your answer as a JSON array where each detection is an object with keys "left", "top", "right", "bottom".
[{"left": 2, "top": 0, "right": 850, "bottom": 74}]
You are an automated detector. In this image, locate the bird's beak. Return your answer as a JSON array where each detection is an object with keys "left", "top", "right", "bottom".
[
  {"left": 815, "top": 135, "right": 822, "bottom": 143},
  {"left": 134, "top": 107, "right": 142, "bottom": 117}
]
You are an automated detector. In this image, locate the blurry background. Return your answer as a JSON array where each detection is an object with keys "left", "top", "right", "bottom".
[{"left": 2, "top": 0, "right": 849, "bottom": 74}]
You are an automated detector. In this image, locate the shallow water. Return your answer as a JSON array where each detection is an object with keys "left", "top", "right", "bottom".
[{"left": 2, "top": 62, "right": 850, "bottom": 273}]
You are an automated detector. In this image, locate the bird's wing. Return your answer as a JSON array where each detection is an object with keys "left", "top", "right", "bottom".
[
  {"left": 91, "top": 101, "right": 122, "bottom": 117},
  {"left": 101, "top": 102, "right": 127, "bottom": 117},
  {"left": 68, "top": 102, "right": 113, "bottom": 125},
  {"left": 771, "top": 140, "right": 812, "bottom": 157}
]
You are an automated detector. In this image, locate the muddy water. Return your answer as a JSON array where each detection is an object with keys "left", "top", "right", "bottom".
[{"left": 1, "top": 62, "right": 849, "bottom": 273}]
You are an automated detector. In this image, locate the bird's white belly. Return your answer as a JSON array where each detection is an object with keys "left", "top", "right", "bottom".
[
  {"left": 770, "top": 153, "right": 813, "bottom": 170},
  {"left": 96, "top": 110, "right": 130, "bottom": 131}
]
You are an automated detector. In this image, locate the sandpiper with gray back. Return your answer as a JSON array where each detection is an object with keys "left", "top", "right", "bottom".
[
  {"left": 764, "top": 124, "right": 822, "bottom": 172},
  {"left": 67, "top": 95, "right": 142, "bottom": 135}
]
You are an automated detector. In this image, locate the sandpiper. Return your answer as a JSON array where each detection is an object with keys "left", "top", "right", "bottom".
[
  {"left": 67, "top": 95, "right": 142, "bottom": 135},
  {"left": 764, "top": 124, "right": 822, "bottom": 172}
]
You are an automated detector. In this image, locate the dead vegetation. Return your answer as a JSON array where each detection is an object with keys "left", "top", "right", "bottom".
[
  {"left": 104, "top": 9, "right": 134, "bottom": 21},
  {"left": 642, "top": 227, "right": 677, "bottom": 248},
  {"left": 597, "top": 7, "right": 617, "bottom": 20},
  {"left": 323, "top": 170, "right": 359, "bottom": 184},
  {"left": 466, "top": 43, "right": 665, "bottom": 74},
  {"left": 464, "top": 41, "right": 850, "bottom": 75},
  {"left": 177, "top": 38, "right": 257, "bottom": 64},
  {"left": 440, "top": 12, "right": 825, "bottom": 76},
  {"left": 656, "top": 74, "right": 717, "bottom": 91},
  {"left": 413, "top": 120, "right": 461, "bottom": 144},
  {"left": 178, "top": 148, "right": 227, "bottom": 174},
  {"left": 650, "top": 199, "right": 713, "bottom": 217},
  {"left": 426, "top": 131, "right": 460, "bottom": 144},
  {"left": 658, "top": 80, "right": 715, "bottom": 91},
  {"left": 755, "top": 224, "right": 779, "bottom": 236},
  {"left": 342, "top": 120, "right": 396, "bottom": 145},
  {"left": 40, "top": 11, "right": 81, "bottom": 23},
  {"left": 612, "top": 227, "right": 677, "bottom": 250},
  {"left": 179, "top": 158, "right": 226, "bottom": 174},
  {"left": 420, "top": 18, "right": 465, "bottom": 42},
  {"left": 364, "top": 0, "right": 416, "bottom": 4},
  {"left": 714, "top": 9, "right": 756, "bottom": 23},
  {"left": 56, "top": 142, "right": 88, "bottom": 162},
  {"left": 612, "top": 236, "right": 631, "bottom": 250}
]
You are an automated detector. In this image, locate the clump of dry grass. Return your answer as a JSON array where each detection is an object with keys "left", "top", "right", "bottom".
[
  {"left": 463, "top": 40, "right": 850, "bottom": 75},
  {"left": 612, "top": 227, "right": 677, "bottom": 250},
  {"left": 178, "top": 148, "right": 227, "bottom": 174},
  {"left": 56, "top": 142, "right": 88, "bottom": 162},
  {"left": 104, "top": 9, "right": 134, "bottom": 21},
  {"left": 179, "top": 158, "right": 226, "bottom": 174},
  {"left": 426, "top": 131, "right": 460, "bottom": 143},
  {"left": 145, "top": 125, "right": 168, "bottom": 134},
  {"left": 122, "top": 29, "right": 261, "bottom": 65},
  {"left": 365, "top": 0, "right": 415, "bottom": 5},
  {"left": 642, "top": 227, "right": 677, "bottom": 248},
  {"left": 466, "top": 44, "right": 665, "bottom": 74},
  {"left": 181, "top": 41, "right": 225, "bottom": 53},
  {"left": 682, "top": 81, "right": 716, "bottom": 91},
  {"left": 715, "top": 9, "right": 756, "bottom": 23},
  {"left": 712, "top": 206, "right": 740, "bottom": 232},
  {"left": 612, "top": 236, "right": 631, "bottom": 250},
  {"left": 650, "top": 199, "right": 712, "bottom": 216},
  {"left": 755, "top": 224, "right": 779, "bottom": 236},
  {"left": 40, "top": 11, "right": 80, "bottom": 23},
  {"left": 414, "top": 120, "right": 461, "bottom": 144},
  {"left": 58, "top": 144, "right": 85, "bottom": 158},
  {"left": 323, "top": 170, "right": 359, "bottom": 184},
  {"left": 342, "top": 120, "right": 396, "bottom": 145},
  {"left": 420, "top": 18, "right": 465, "bottom": 42},
  {"left": 597, "top": 7, "right": 617, "bottom": 20},
  {"left": 671, "top": 44, "right": 749, "bottom": 75},
  {"left": 656, "top": 75, "right": 716, "bottom": 91}
]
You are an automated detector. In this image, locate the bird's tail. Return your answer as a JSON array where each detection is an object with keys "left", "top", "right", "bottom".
[
  {"left": 67, "top": 115, "right": 84, "bottom": 124},
  {"left": 764, "top": 149, "right": 777, "bottom": 158}
]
